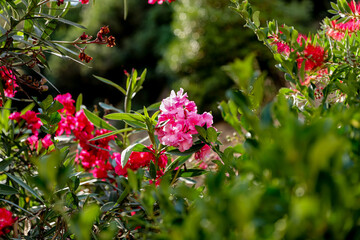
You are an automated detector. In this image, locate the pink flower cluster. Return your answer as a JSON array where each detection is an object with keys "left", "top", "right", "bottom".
[
  {"left": 327, "top": 2, "right": 360, "bottom": 41},
  {"left": 155, "top": 88, "right": 213, "bottom": 152},
  {"left": 114, "top": 145, "right": 168, "bottom": 179},
  {"left": 148, "top": 0, "right": 175, "bottom": 4},
  {"left": 0, "top": 208, "right": 16, "bottom": 237},
  {"left": 0, "top": 66, "right": 18, "bottom": 106}
]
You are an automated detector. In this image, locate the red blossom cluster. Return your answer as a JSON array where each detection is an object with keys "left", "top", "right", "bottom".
[
  {"left": 114, "top": 145, "right": 168, "bottom": 181},
  {"left": 327, "top": 1, "right": 360, "bottom": 41},
  {"left": 0, "top": 208, "right": 16, "bottom": 237},
  {"left": 148, "top": 0, "right": 175, "bottom": 4},
  {"left": 9, "top": 93, "right": 116, "bottom": 179},
  {"left": 77, "top": 26, "right": 116, "bottom": 63},
  {"left": 9, "top": 111, "right": 54, "bottom": 150},
  {"left": 9, "top": 90, "right": 214, "bottom": 180},
  {"left": 270, "top": 34, "right": 326, "bottom": 85},
  {"left": 0, "top": 66, "right": 18, "bottom": 106}
]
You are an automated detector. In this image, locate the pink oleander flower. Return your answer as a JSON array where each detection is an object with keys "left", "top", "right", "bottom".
[
  {"left": 155, "top": 88, "right": 213, "bottom": 152},
  {"left": 9, "top": 111, "right": 42, "bottom": 134},
  {"left": 56, "top": 114, "right": 76, "bottom": 136},
  {"left": 0, "top": 66, "right": 18, "bottom": 106},
  {"left": 55, "top": 93, "right": 76, "bottom": 115},
  {"left": 148, "top": 0, "right": 175, "bottom": 4},
  {"left": 0, "top": 208, "right": 17, "bottom": 237},
  {"left": 41, "top": 134, "right": 53, "bottom": 149},
  {"left": 80, "top": 0, "right": 89, "bottom": 4},
  {"left": 194, "top": 144, "right": 212, "bottom": 169}
]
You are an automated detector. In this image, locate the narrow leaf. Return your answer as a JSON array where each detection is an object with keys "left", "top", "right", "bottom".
[
  {"left": 83, "top": 109, "right": 117, "bottom": 131},
  {"left": 6, "top": 174, "right": 44, "bottom": 203}
]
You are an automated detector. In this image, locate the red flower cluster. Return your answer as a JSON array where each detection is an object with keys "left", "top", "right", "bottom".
[
  {"left": 270, "top": 33, "right": 326, "bottom": 85},
  {"left": 0, "top": 208, "right": 16, "bottom": 237},
  {"left": 75, "top": 120, "right": 115, "bottom": 179},
  {"left": 0, "top": 66, "right": 18, "bottom": 106},
  {"left": 327, "top": 1, "right": 360, "bottom": 41},
  {"left": 54, "top": 94, "right": 116, "bottom": 178},
  {"left": 77, "top": 26, "right": 116, "bottom": 63},
  {"left": 148, "top": 0, "right": 175, "bottom": 4},
  {"left": 296, "top": 42, "right": 325, "bottom": 72},
  {"left": 114, "top": 145, "right": 168, "bottom": 178},
  {"left": 9, "top": 93, "right": 117, "bottom": 179}
]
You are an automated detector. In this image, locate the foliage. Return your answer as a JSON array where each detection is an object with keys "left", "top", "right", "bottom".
[
  {"left": 2, "top": 0, "right": 360, "bottom": 239},
  {"left": 46, "top": 0, "right": 174, "bottom": 108},
  {"left": 161, "top": 0, "right": 316, "bottom": 115}
]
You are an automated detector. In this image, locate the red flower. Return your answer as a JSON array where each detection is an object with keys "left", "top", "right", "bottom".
[
  {"left": 79, "top": 52, "right": 93, "bottom": 63},
  {"left": 0, "top": 66, "right": 18, "bottom": 106},
  {"left": 0, "top": 208, "right": 16, "bottom": 237},
  {"left": 80, "top": 32, "right": 89, "bottom": 40},
  {"left": 296, "top": 44, "right": 325, "bottom": 72},
  {"left": 114, "top": 145, "right": 168, "bottom": 177},
  {"left": 55, "top": 93, "right": 76, "bottom": 115},
  {"left": 106, "top": 36, "right": 116, "bottom": 48}
]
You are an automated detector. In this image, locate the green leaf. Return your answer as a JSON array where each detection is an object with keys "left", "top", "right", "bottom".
[
  {"left": 40, "top": 95, "right": 54, "bottom": 110},
  {"left": 207, "top": 127, "right": 218, "bottom": 143},
  {"left": 252, "top": 11, "right": 260, "bottom": 27},
  {"left": 149, "top": 160, "right": 157, "bottom": 179},
  {"left": 76, "top": 93, "right": 83, "bottom": 112},
  {"left": 99, "top": 102, "right": 123, "bottom": 113},
  {"left": 47, "top": 101, "right": 64, "bottom": 114},
  {"left": 165, "top": 155, "right": 192, "bottom": 172},
  {"left": 89, "top": 128, "right": 133, "bottom": 141},
  {"left": 167, "top": 143, "right": 205, "bottom": 156},
  {"left": 83, "top": 109, "right": 117, "bottom": 131},
  {"left": 93, "top": 75, "right": 126, "bottom": 95},
  {"left": 6, "top": 173, "right": 44, "bottom": 203},
  {"left": 179, "top": 169, "right": 207, "bottom": 177},
  {"left": 105, "top": 112, "right": 144, "bottom": 122},
  {"left": 100, "top": 202, "right": 117, "bottom": 212},
  {"left": 0, "top": 184, "right": 18, "bottom": 195},
  {"left": 67, "top": 176, "right": 80, "bottom": 192},
  {"left": 37, "top": 13, "right": 86, "bottom": 29},
  {"left": 0, "top": 158, "right": 13, "bottom": 172},
  {"left": 195, "top": 125, "right": 207, "bottom": 138},
  {"left": 49, "top": 112, "right": 62, "bottom": 125}
]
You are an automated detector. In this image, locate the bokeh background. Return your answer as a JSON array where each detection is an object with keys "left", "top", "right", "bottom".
[{"left": 45, "top": 0, "right": 331, "bottom": 119}]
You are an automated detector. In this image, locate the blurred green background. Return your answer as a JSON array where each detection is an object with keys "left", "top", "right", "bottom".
[{"left": 45, "top": 0, "right": 330, "bottom": 118}]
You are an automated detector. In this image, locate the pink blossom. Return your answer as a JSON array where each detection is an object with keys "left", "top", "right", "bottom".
[
  {"left": 148, "top": 0, "right": 175, "bottom": 4},
  {"left": 55, "top": 93, "right": 76, "bottom": 115},
  {"left": 9, "top": 111, "right": 42, "bottom": 134},
  {"left": 0, "top": 66, "right": 18, "bottom": 106},
  {"left": 195, "top": 145, "right": 212, "bottom": 169},
  {"left": 155, "top": 88, "right": 213, "bottom": 152},
  {"left": 41, "top": 134, "right": 53, "bottom": 149},
  {"left": 80, "top": 0, "right": 89, "bottom": 4},
  {"left": 0, "top": 208, "right": 17, "bottom": 237}
]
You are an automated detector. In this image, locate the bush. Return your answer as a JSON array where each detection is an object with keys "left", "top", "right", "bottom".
[{"left": 1, "top": 0, "right": 360, "bottom": 239}]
